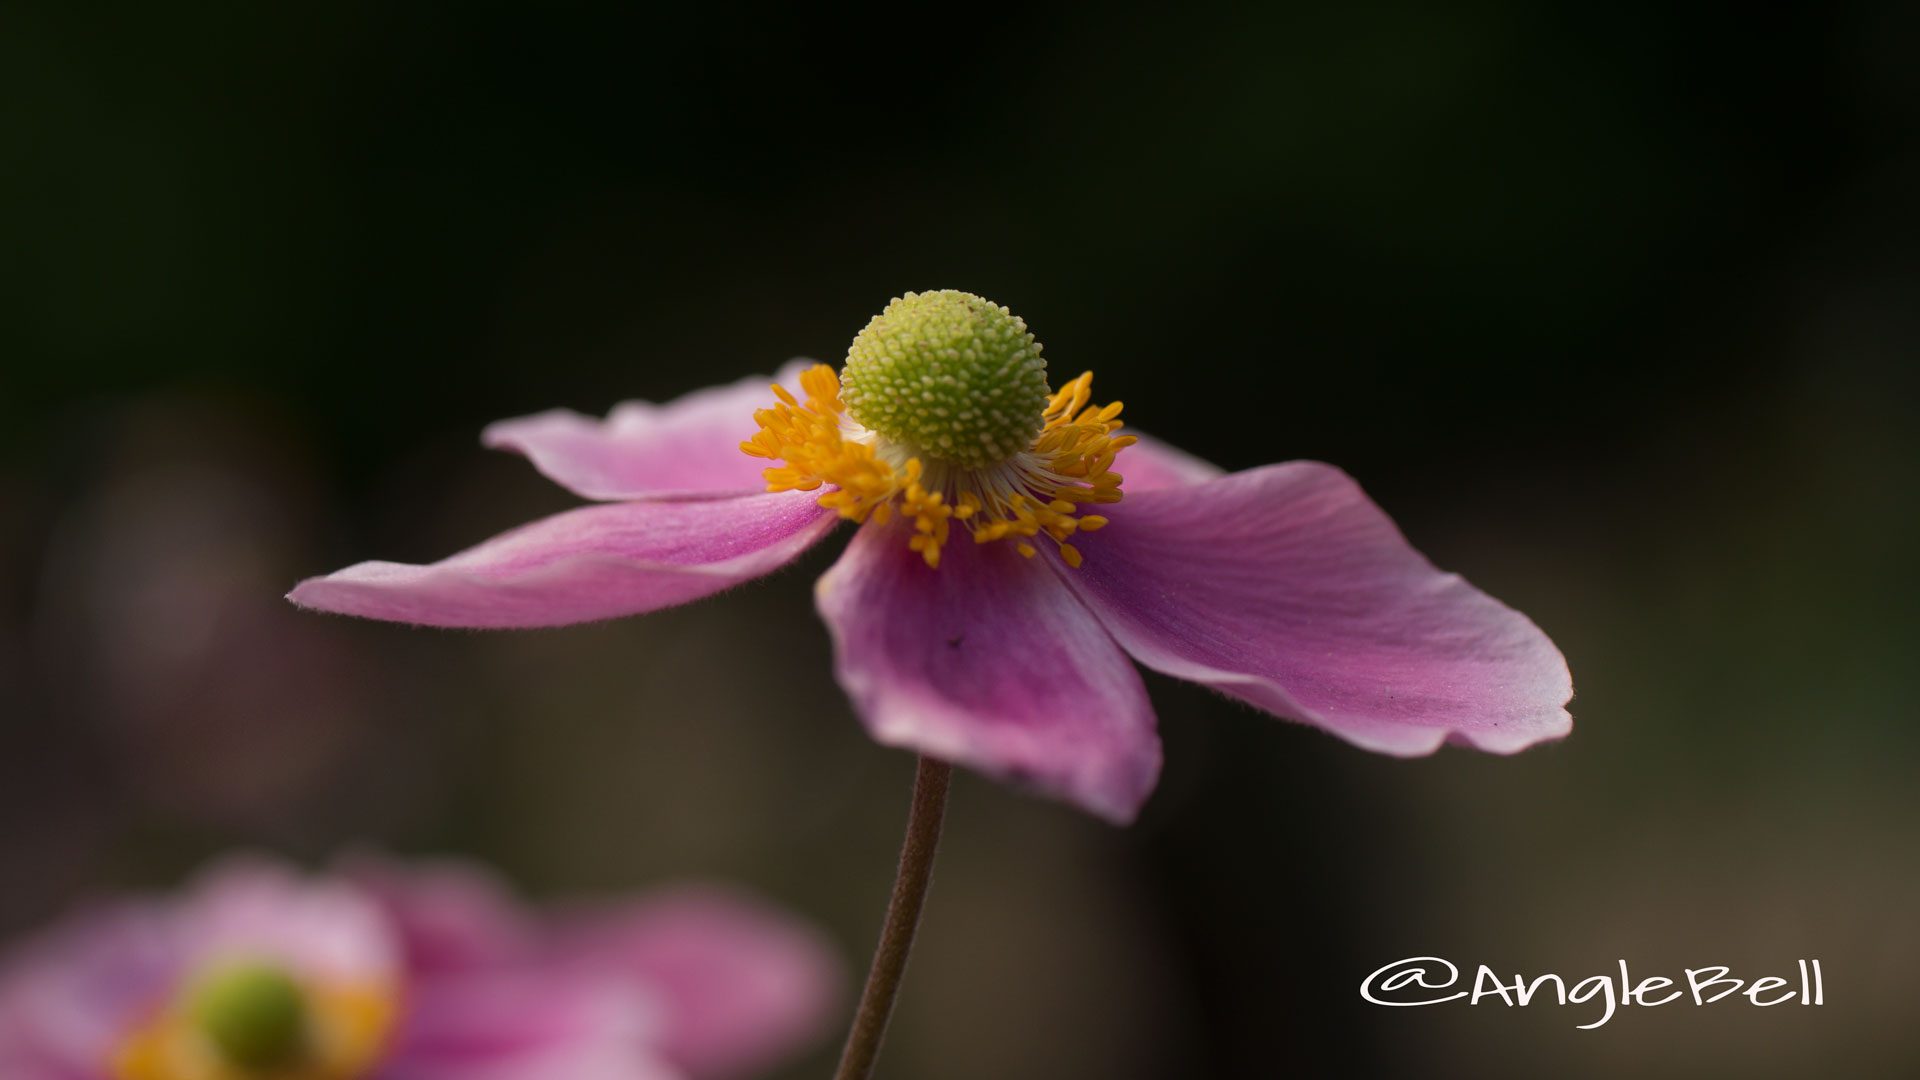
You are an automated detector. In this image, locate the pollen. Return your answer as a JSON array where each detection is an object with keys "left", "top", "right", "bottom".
[
  {"left": 839, "top": 290, "right": 1050, "bottom": 470},
  {"left": 743, "top": 293, "right": 1135, "bottom": 570}
]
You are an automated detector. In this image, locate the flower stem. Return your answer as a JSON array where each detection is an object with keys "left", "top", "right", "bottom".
[{"left": 833, "top": 755, "right": 952, "bottom": 1080}]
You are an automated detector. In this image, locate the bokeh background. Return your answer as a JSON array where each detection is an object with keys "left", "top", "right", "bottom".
[{"left": 4, "top": 3, "right": 1917, "bottom": 1077}]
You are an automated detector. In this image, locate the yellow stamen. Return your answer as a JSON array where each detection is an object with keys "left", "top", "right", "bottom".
[
  {"left": 743, "top": 364, "right": 1131, "bottom": 568},
  {"left": 114, "top": 970, "right": 395, "bottom": 1080}
]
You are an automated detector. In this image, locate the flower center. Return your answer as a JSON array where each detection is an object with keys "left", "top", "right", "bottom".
[
  {"left": 742, "top": 292, "right": 1135, "bottom": 569},
  {"left": 191, "top": 965, "right": 307, "bottom": 1070},
  {"left": 839, "top": 290, "right": 1050, "bottom": 470},
  {"left": 113, "top": 960, "right": 395, "bottom": 1080}
]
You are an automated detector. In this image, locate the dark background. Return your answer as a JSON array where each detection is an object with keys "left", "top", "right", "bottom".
[{"left": 4, "top": 3, "right": 1916, "bottom": 1077}]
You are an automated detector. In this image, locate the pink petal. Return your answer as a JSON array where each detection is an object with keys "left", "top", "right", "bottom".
[
  {"left": 814, "top": 521, "right": 1162, "bottom": 823},
  {"left": 549, "top": 886, "right": 842, "bottom": 1080},
  {"left": 385, "top": 969, "right": 677, "bottom": 1080},
  {"left": 180, "top": 857, "right": 401, "bottom": 987},
  {"left": 482, "top": 363, "right": 812, "bottom": 501},
  {"left": 0, "top": 903, "right": 178, "bottom": 1078},
  {"left": 1060, "top": 462, "right": 1572, "bottom": 755},
  {"left": 288, "top": 491, "right": 837, "bottom": 629},
  {"left": 340, "top": 854, "right": 539, "bottom": 976},
  {"left": 1118, "top": 430, "right": 1225, "bottom": 491}
]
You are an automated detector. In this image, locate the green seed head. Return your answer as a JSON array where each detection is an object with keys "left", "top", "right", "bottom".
[
  {"left": 188, "top": 963, "right": 309, "bottom": 1071},
  {"left": 840, "top": 290, "right": 1049, "bottom": 469}
]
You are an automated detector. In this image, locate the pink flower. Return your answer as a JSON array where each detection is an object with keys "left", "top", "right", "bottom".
[
  {"left": 0, "top": 857, "right": 841, "bottom": 1080},
  {"left": 291, "top": 291, "right": 1572, "bottom": 824}
]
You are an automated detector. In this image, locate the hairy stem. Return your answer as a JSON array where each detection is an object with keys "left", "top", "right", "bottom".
[{"left": 832, "top": 756, "right": 953, "bottom": 1080}]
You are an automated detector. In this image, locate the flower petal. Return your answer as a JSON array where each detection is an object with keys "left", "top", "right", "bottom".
[
  {"left": 549, "top": 886, "right": 843, "bottom": 1080},
  {"left": 815, "top": 521, "right": 1161, "bottom": 823},
  {"left": 180, "top": 857, "right": 399, "bottom": 987},
  {"left": 340, "top": 854, "right": 538, "bottom": 975},
  {"left": 288, "top": 491, "right": 837, "bottom": 629},
  {"left": 483, "top": 363, "right": 812, "bottom": 501},
  {"left": 388, "top": 969, "right": 678, "bottom": 1080},
  {"left": 1118, "top": 430, "right": 1225, "bottom": 491},
  {"left": 0, "top": 903, "right": 178, "bottom": 1078},
  {"left": 1061, "top": 462, "right": 1572, "bottom": 755}
]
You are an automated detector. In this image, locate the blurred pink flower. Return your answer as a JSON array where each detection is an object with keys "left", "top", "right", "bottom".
[
  {"left": 0, "top": 857, "right": 841, "bottom": 1080},
  {"left": 291, "top": 296, "right": 1572, "bottom": 823}
]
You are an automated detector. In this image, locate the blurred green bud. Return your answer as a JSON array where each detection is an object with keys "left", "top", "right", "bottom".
[{"left": 188, "top": 963, "right": 309, "bottom": 1070}]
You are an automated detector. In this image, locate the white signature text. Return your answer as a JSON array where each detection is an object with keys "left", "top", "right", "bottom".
[{"left": 1359, "top": 957, "right": 1824, "bottom": 1029}]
